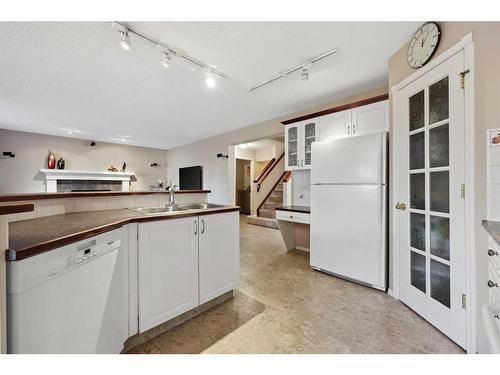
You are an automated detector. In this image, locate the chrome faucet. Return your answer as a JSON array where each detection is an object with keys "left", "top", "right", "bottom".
[{"left": 168, "top": 185, "right": 178, "bottom": 206}]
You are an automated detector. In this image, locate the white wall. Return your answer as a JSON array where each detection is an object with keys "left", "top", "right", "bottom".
[
  {"left": 0, "top": 129, "right": 168, "bottom": 193},
  {"left": 166, "top": 86, "right": 388, "bottom": 204}
]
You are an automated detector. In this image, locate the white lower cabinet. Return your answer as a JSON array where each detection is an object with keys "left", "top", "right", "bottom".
[
  {"left": 137, "top": 212, "right": 239, "bottom": 333},
  {"left": 199, "top": 212, "right": 240, "bottom": 304},
  {"left": 138, "top": 217, "right": 199, "bottom": 333}
]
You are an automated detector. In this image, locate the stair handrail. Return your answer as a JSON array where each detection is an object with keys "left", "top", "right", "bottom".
[
  {"left": 255, "top": 153, "right": 284, "bottom": 192},
  {"left": 257, "top": 170, "right": 288, "bottom": 217},
  {"left": 253, "top": 157, "right": 276, "bottom": 183}
]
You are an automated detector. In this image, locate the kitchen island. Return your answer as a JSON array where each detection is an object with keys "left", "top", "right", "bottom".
[{"left": 2, "top": 194, "right": 240, "bottom": 354}]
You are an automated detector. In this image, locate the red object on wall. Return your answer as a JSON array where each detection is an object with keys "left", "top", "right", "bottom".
[{"left": 47, "top": 150, "right": 56, "bottom": 169}]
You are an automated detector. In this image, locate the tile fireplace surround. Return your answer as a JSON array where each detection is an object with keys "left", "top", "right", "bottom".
[{"left": 39, "top": 169, "right": 135, "bottom": 192}]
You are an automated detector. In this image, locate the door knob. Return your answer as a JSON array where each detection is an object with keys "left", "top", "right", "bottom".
[
  {"left": 487, "top": 280, "right": 498, "bottom": 288},
  {"left": 395, "top": 202, "right": 407, "bottom": 210},
  {"left": 488, "top": 249, "right": 499, "bottom": 256}
]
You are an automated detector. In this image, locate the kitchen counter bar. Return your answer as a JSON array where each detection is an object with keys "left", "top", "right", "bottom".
[
  {"left": 0, "top": 203, "right": 35, "bottom": 216},
  {"left": 483, "top": 220, "right": 500, "bottom": 245},
  {"left": 7, "top": 205, "right": 239, "bottom": 261},
  {"left": 276, "top": 206, "right": 310, "bottom": 214},
  {"left": 0, "top": 190, "right": 211, "bottom": 203}
]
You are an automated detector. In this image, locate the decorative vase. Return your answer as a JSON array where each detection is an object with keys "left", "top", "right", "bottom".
[
  {"left": 47, "top": 149, "right": 56, "bottom": 169},
  {"left": 57, "top": 158, "right": 65, "bottom": 170}
]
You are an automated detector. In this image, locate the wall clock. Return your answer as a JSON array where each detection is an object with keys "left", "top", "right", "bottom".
[{"left": 407, "top": 22, "right": 440, "bottom": 69}]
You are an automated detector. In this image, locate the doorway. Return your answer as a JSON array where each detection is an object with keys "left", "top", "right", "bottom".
[{"left": 235, "top": 158, "right": 252, "bottom": 214}]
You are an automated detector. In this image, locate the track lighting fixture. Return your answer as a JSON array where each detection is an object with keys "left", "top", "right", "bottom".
[
  {"left": 119, "top": 31, "right": 131, "bottom": 50},
  {"left": 111, "top": 22, "right": 227, "bottom": 83},
  {"left": 249, "top": 48, "right": 338, "bottom": 91}
]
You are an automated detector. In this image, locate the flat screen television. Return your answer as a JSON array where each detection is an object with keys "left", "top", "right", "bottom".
[{"left": 179, "top": 166, "right": 203, "bottom": 190}]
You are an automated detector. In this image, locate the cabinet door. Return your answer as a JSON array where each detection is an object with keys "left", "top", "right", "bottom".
[
  {"left": 302, "top": 120, "right": 318, "bottom": 169},
  {"left": 285, "top": 124, "right": 300, "bottom": 170},
  {"left": 351, "top": 100, "right": 388, "bottom": 136},
  {"left": 138, "top": 217, "right": 199, "bottom": 333},
  {"left": 319, "top": 109, "right": 352, "bottom": 141},
  {"left": 199, "top": 212, "right": 240, "bottom": 304}
]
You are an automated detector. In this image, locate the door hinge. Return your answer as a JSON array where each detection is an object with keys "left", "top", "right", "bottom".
[
  {"left": 459, "top": 69, "right": 470, "bottom": 89},
  {"left": 462, "top": 294, "right": 467, "bottom": 310},
  {"left": 460, "top": 184, "right": 466, "bottom": 199}
]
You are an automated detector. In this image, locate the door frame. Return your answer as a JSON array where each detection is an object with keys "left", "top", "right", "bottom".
[
  {"left": 390, "top": 33, "right": 476, "bottom": 353},
  {"left": 228, "top": 145, "right": 254, "bottom": 209},
  {"left": 234, "top": 156, "right": 254, "bottom": 215}
]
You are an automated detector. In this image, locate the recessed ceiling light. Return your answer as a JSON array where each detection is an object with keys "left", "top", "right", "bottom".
[{"left": 120, "top": 31, "right": 130, "bottom": 50}]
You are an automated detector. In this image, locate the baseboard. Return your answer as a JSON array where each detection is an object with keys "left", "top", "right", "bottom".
[{"left": 295, "top": 246, "right": 310, "bottom": 252}]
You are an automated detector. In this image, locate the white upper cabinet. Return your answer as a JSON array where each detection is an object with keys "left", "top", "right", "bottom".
[
  {"left": 318, "top": 109, "right": 352, "bottom": 142},
  {"left": 198, "top": 211, "right": 240, "bottom": 304},
  {"left": 318, "top": 100, "right": 388, "bottom": 140},
  {"left": 138, "top": 217, "right": 199, "bottom": 333},
  {"left": 351, "top": 100, "right": 389, "bottom": 136},
  {"left": 285, "top": 99, "right": 388, "bottom": 170},
  {"left": 285, "top": 118, "right": 318, "bottom": 171}
]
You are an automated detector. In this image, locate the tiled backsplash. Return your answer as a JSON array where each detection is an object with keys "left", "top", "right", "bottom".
[
  {"left": 57, "top": 180, "right": 123, "bottom": 192},
  {"left": 3, "top": 193, "right": 208, "bottom": 223},
  {"left": 488, "top": 132, "right": 500, "bottom": 220},
  {"left": 292, "top": 170, "right": 311, "bottom": 206}
]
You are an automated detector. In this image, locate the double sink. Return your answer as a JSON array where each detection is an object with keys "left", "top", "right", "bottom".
[{"left": 132, "top": 202, "right": 225, "bottom": 215}]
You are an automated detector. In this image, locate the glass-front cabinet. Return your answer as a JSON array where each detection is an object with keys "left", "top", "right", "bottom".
[{"left": 285, "top": 119, "right": 318, "bottom": 170}]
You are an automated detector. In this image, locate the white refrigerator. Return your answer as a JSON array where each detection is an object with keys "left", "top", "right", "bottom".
[{"left": 310, "top": 132, "right": 387, "bottom": 290}]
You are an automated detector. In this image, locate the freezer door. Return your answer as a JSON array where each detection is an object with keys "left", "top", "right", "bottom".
[
  {"left": 311, "top": 132, "right": 387, "bottom": 184},
  {"left": 310, "top": 184, "right": 387, "bottom": 289}
]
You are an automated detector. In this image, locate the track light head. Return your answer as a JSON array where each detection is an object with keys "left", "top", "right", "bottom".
[
  {"left": 205, "top": 70, "right": 217, "bottom": 89},
  {"left": 301, "top": 68, "right": 309, "bottom": 81},
  {"left": 161, "top": 52, "right": 172, "bottom": 68},
  {"left": 120, "top": 31, "right": 131, "bottom": 50},
  {"left": 301, "top": 63, "right": 312, "bottom": 81}
]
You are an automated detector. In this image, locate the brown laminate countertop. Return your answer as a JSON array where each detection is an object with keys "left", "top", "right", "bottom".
[
  {"left": 7, "top": 205, "right": 239, "bottom": 261},
  {"left": 0, "top": 189, "right": 211, "bottom": 203},
  {"left": 275, "top": 206, "right": 310, "bottom": 214},
  {"left": 482, "top": 220, "right": 500, "bottom": 245}
]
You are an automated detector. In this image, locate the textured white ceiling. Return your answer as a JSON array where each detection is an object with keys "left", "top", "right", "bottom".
[{"left": 0, "top": 22, "right": 420, "bottom": 150}]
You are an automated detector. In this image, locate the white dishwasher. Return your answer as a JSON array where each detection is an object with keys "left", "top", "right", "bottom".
[{"left": 7, "top": 228, "right": 129, "bottom": 354}]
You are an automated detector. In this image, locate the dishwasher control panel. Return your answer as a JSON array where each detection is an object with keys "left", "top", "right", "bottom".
[{"left": 74, "top": 240, "right": 121, "bottom": 266}]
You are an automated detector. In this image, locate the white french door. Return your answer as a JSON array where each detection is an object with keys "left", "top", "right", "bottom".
[{"left": 395, "top": 50, "right": 466, "bottom": 347}]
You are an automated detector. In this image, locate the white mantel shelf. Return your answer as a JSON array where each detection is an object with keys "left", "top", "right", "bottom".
[{"left": 40, "top": 169, "right": 135, "bottom": 192}]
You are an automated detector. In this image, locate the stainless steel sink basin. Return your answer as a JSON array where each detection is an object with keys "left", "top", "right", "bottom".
[
  {"left": 176, "top": 203, "right": 225, "bottom": 210},
  {"left": 132, "top": 203, "right": 225, "bottom": 215},
  {"left": 132, "top": 205, "right": 186, "bottom": 214}
]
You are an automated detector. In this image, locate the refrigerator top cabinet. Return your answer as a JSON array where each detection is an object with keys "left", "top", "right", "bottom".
[
  {"left": 311, "top": 132, "right": 387, "bottom": 185},
  {"left": 285, "top": 118, "right": 318, "bottom": 171},
  {"left": 318, "top": 100, "right": 388, "bottom": 142}
]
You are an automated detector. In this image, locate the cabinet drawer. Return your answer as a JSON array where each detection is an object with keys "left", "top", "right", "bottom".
[{"left": 276, "top": 210, "right": 310, "bottom": 224}]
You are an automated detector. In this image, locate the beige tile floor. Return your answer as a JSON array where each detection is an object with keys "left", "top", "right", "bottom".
[{"left": 128, "top": 215, "right": 465, "bottom": 354}]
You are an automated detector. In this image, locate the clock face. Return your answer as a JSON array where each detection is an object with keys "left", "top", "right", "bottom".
[{"left": 407, "top": 22, "right": 440, "bottom": 69}]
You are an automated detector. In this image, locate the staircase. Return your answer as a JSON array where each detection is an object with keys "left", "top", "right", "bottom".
[
  {"left": 247, "top": 178, "right": 285, "bottom": 229},
  {"left": 257, "top": 182, "right": 283, "bottom": 219}
]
